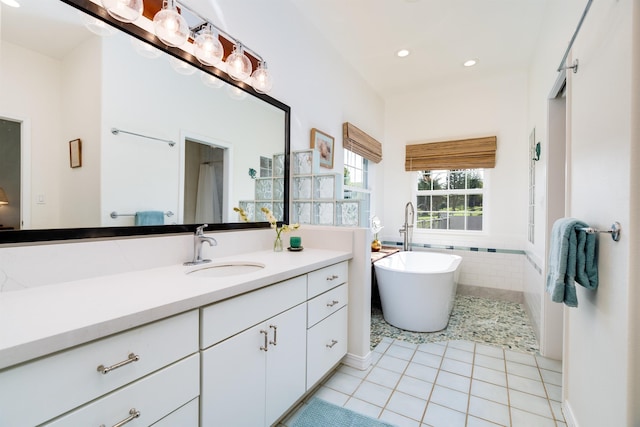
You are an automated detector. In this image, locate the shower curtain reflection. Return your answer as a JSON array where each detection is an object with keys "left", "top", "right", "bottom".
[
  {"left": 195, "top": 162, "right": 221, "bottom": 223},
  {"left": 184, "top": 140, "right": 225, "bottom": 224}
]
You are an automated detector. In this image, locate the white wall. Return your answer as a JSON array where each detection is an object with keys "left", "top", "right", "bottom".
[{"left": 561, "top": 0, "right": 636, "bottom": 425}]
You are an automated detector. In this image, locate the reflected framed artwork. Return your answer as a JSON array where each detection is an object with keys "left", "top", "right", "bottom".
[
  {"left": 69, "top": 138, "right": 82, "bottom": 168},
  {"left": 310, "top": 128, "right": 334, "bottom": 169}
]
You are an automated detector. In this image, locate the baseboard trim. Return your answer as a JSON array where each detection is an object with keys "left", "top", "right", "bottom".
[
  {"left": 563, "top": 400, "right": 578, "bottom": 427},
  {"left": 342, "top": 351, "right": 372, "bottom": 371}
]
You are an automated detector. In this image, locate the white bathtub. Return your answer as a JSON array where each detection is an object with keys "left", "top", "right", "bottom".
[{"left": 374, "top": 251, "right": 462, "bottom": 332}]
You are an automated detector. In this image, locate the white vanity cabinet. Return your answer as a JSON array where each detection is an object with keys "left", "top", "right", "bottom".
[
  {"left": 0, "top": 310, "right": 199, "bottom": 427},
  {"left": 200, "top": 276, "right": 308, "bottom": 427}
]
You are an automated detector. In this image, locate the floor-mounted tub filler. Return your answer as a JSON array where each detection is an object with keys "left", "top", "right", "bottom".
[{"left": 374, "top": 251, "right": 462, "bottom": 332}]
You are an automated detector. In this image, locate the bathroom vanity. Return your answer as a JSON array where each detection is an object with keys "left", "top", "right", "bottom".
[{"left": 0, "top": 249, "right": 350, "bottom": 427}]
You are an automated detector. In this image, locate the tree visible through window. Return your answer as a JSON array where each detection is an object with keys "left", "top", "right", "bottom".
[{"left": 415, "top": 169, "right": 484, "bottom": 231}]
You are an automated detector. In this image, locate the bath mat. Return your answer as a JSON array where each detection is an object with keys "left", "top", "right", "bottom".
[{"left": 290, "top": 398, "right": 396, "bottom": 427}]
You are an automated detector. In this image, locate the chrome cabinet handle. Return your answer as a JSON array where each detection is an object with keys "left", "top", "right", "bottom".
[
  {"left": 326, "top": 274, "right": 339, "bottom": 281},
  {"left": 269, "top": 325, "right": 278, "bottom": 346},
  {"left": 326, "top": 339, "right": 338, "bottom": 349},
  {"left": 97, "top": 353, "right": 140, "bottom": 375},
  {"left": 326, "top": 300, "right": 339, "bottom": 307},
  {"left": 99, "top": 408, "right": 140, "bottom": 427},
  {"left": 260, "top": 330, "right": 269, "bottom": 351}
]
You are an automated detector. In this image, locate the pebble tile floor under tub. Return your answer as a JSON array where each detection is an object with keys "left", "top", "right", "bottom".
[{"left": 280, "top": 295, "right": 566, "bottom": 427}]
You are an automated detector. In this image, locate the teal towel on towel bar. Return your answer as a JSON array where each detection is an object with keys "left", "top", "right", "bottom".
[
  {"left": 546, "top": 218, "right": 598, "bottom": 307},
  {"left": 135, "top": 211, "right": 164, "bottom": 226}
]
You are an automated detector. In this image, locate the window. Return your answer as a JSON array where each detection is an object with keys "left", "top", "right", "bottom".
[
  {"left": 343, "top": 148, "right": 371, "bottom": 218},
  {"left": 415, "top": 169, "right": 484, "bottom": 231}
]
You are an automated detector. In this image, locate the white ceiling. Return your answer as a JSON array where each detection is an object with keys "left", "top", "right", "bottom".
[{"left": 288, "top": 0, "right": 550, "bottom": 98}]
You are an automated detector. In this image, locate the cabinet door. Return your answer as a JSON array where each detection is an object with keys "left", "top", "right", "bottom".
[
  {"left": 265, "top": 303, "right": 307, "bottom": 426},
  {"left": 201, "top": 324, "right": 267, "bottom": 427}
]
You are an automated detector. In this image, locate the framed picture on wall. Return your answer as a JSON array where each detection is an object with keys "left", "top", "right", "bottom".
[
  {"left": 69, "top": 138, "right": 82, "bottom": 168},
  {"left": 310, "top": 128, "right": 334, "bottom": 169}
]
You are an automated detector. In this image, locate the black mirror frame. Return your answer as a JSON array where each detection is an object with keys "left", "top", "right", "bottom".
[{"left": 1, "top": 0, "right": 290, "bottom": 244}]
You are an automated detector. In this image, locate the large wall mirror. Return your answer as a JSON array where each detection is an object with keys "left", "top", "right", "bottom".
[{"left": 0, "top": 0, "right": 290, "bottom": 243}]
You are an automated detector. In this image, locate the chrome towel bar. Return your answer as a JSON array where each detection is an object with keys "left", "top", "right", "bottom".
[
  {"left": 579, "top": 221, "right": 621, "bottom": 242},
  {"left": 111, "top": 127, "right": 175, "bottom": 147}
]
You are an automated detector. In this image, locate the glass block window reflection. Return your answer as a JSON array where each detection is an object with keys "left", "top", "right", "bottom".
[
  {"left": 260, "top": 156, "right": 272, "bottom": 177},
  {"left": 415, "top": 169, "right": 484, "bottom": 231}
]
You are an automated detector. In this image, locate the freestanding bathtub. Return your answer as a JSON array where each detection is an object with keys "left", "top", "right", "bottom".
[{"left": 374, "top": 251, "right": 462, "bottom": 332}]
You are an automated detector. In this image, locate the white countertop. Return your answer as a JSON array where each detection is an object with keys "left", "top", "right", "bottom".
[{"left": 0, "top": 248, "right": 351, "bottom": 370}]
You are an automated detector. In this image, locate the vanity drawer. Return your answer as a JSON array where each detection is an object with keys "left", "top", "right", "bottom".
[
  {"left": 0, "top": 310, "right": 199, "bottom": 427},
  {"left": 306, "top": 306, "right": 348, "bottom": 388},
  {"left": 152, "top": 398, "right": 199, "bottom": 427},
  {"left": 308, "top": 284, "right": 348, "bottom": 328},
  {"left": 308, "top": 261, "right": 348, "bottom": 298},
  {"left": 201, "top": 275, "right": 307, "bottom": 349},
  {"left": 45, "top": 354, "right": 200, "bottom": 426}
]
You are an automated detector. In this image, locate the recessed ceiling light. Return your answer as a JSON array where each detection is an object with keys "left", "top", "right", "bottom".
[
  {"left": 463, "top": 59, "right": 478, "bottom": 67},
  {"left": 1, "top": 0, "right": 20, "bottom": 7},
  {"left": 397, "top": 49, "right": 410, "bottom": 58}
]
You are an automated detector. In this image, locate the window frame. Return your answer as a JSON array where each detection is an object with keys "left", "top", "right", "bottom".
[
  {"left": 343, "top": 148, "right": 372, "bottom": 220},
  {"left": 413, "top": 169, "right": 486, "bottom": 233}
]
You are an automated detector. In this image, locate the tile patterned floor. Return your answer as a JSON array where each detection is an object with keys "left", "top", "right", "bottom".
[{"left": 283, "top": 339, "right": 565, "bottom": 427}]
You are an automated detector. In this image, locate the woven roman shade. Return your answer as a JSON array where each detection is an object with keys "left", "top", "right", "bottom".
[
  {"left": 343, "top": 122, "right": 382, "bottom": 163},
  {"left": 405, "top": 136, "right": 497, "bottom": 171}
]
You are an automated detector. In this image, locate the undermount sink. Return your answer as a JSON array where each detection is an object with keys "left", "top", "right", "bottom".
[{"left": 186, "top": 262, "right": 265, "bottom": 278}]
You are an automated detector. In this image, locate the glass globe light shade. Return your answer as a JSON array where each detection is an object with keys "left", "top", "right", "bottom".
[
  {"left": 251, "top": 61, "right": 273, "bottom": 94},
  {"left": 225, "top": 43, "right": 252, "bottom": 81},
  {"left": 169, "top": 56, "right": 196, "bottom": 75},
  {"left": 200, "top": 71, "right": 224, "bottom": 89},
  {"left": 130, "top": 37, "right": 161, "bottom": 59},
  {"left": 153, "top": 1, "right": 189, "bottom": 47},
  {"left": 194, "top": 26, "right": 224, "bottom": 66},
  {"left": 101, "top": 0, "right": 143, "bottom": 23}
]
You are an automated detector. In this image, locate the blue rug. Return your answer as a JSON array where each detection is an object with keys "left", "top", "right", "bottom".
[{"left": 290, "top": 398, "right": 396, "bottom": 427}]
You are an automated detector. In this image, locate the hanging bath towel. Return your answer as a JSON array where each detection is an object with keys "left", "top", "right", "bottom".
[
  {"left": 546, "top": 217, "right": 598, "bottom": 307},
  {"left": 134, "top": 211, "right": 165, "bottom": 226}
]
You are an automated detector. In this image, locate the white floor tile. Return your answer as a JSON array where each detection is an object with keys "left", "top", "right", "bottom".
[
  {"left": 429, "top": 385, "right": 469, "bottom": 413},
  {"left": 310, "top": 386, "right": 349, "bottom": 406},
  {"left": 435, "top": 370, "right": 471, "bottom": 393},
  {"left": 405, "top": 363, "right": 439, "bottom": 383},
  {"left": 544, "top": 382, "right": 562, "bottom": 402},
  {"left": 412, "top": 350, "right": 443, "bottom": 369},
  {"left": 353, "top": 381, "right": 393, "bottom": 407},
  {"left": 367, "top": 366, "right": 403, "bottom": 388},
  {"left": 422, "top": 402, "right": 466, "bottom": 427},
  {"left": 338, "top": 363, "right": 371, "bottom": 379},
  {"left": 418, "top": 342, "right": 447, "bottom": 356},
  {"left": 375, "top": 339, "right": 392, "bottom": 353},
  {"left": 343, "top": 397, "right": 382, "bottom": 419},
  {"left": 447, "top": 340, "right": 476, "bottom": 352},
  {"left": 386, "top": 391, "right": 428, "bottom": 421},
  {"left": 387, "top": 344, "right": 418, "bottom": 361},
  {"left": 509, "top": 389, "right": 554, "bottom": 419},
  {"left": 378, "top": 354, "right": 411, "bottom": 373},
  {"left": 510, "top": 407, "right": 557, "bottom": 427},
  {"left": 473, "top": 365, "right": 507, "bottom": 387},
  {"left": 550, "top": 399, "right": 566, "bottom": 421},
  {"left": 540, "top": 368, "right": 562, "bottom": 386},
  {"left": 466, "top": 415, "right": 503, "bottom": 427},
  {"left": 445, "top": 347, "right": 475, "bottom": 364},
  {"left": 394, "top": 340, "right": 419, "bottom": 350},
  {"left": 535, "top": 355, "right": 562, "bottom": 372},
  {"left": 506, "top": 361, "right": 542, "bottom": 381},
  {"left": 323, "top": 371, "right": 363, "bottom": 394},
  {"left": 505, "top": 350, "right": 537, "bottom": 366},
  {"left": 379, "top": 409, "right": 422, "bottom": 427},
  {"left": 507, "top": 374, "right": 547, "bottom": 397},
  {"left": 470, "top": 379, "right": 509, "bottom": 405},
  {"left": 475, "top": 354, "right": 506, "bottom": 372},
  {"left": 476, "top": 344, "right": 505, "bottom": 359},
  {"left": 396, "top": 375, "right": 434, "bottom": 399},
  {"left": 468, "top": 396, "right": 510, "bottom": 426},
  {"left": 441, "top": 358, "right": 473, "bottom": 377}
]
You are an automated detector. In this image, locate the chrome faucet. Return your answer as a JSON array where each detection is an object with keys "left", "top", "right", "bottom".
[
  {"left": 399, "top": 202, "right": 415, "bottom": 251},
  {"left": 184, "top": 224, "right": 217, "bottom": 266}
]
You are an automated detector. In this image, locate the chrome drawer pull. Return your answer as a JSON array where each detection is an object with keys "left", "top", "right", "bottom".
[
  {"left": 97, "top": 353, "right": 140, "bottom": 375},
  {"left": 99, "top": 408, "right": 140, "bottom": 427},
  {"left": 326, "top": 300, "right": 339, "bottom": 307},
  {"left": 326, "top": 274, "right": 339, "bottom": 281},
  {"left": 269, "top": 324, "right": 278, "bottom": 346},
  {"left": 260, "top": 330, "right": 269, "bottom": 351},
  {"left": 326, "top": 339, "right": 338, "bottom": 349}
]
